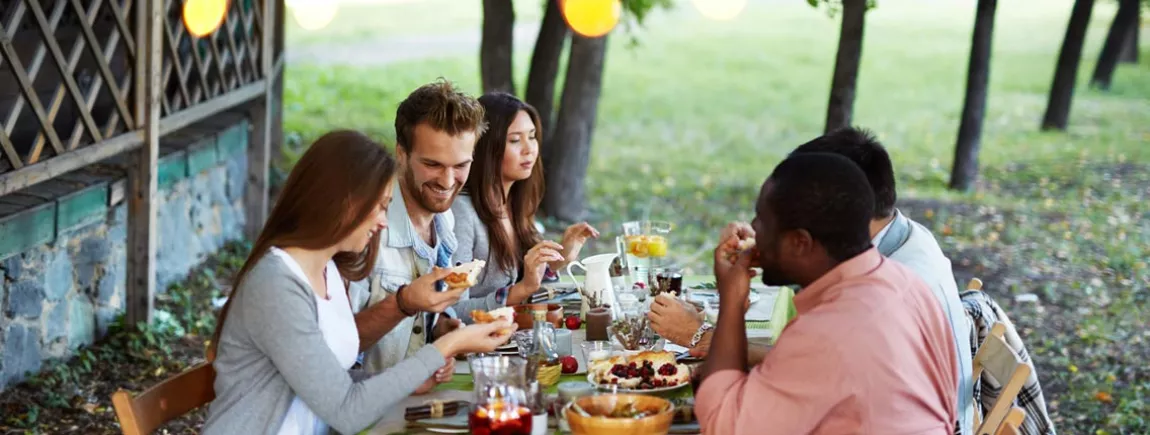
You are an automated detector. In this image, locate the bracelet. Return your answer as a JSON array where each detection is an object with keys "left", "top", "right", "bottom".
[
  {"left": 688, "top": 322, "right": 714, "bottom": 348},
  {"left": 395, "top": 285, "right": 416, "bottom": 317}
]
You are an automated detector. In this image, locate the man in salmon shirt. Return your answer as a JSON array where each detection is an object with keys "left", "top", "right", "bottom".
[{"left": 695, "top": 152, "right": 958, "bottom": 434}]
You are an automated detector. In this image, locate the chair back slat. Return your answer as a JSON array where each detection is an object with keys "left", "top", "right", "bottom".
[
  {"left": 966, "top": 278, "right": 984, "bottom": 291},
  {"left": 112, "top": 363, "right": 216, "bottom": 435},
  {"left": 973, "top": 334, "right": 1030, "bottom": 435},
  {"left": 994, "top": 407, "right": 1025, "bottom": 435}
]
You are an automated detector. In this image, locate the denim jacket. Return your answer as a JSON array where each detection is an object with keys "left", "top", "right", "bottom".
[{"left": 348, "top": 184, "right": 457, "bottom": 375}]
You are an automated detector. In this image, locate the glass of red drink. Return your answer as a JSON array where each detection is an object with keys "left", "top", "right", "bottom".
[
  {"left": 468, "top": 400, "right": 533, "bottom": 435},
  {"left": 469, "top": 356, "right": 534, "bottom": 435}
]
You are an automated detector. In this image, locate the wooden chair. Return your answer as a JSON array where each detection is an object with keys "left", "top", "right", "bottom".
[
  {"left": 994, "top": 407, "right": 1026, "bottom": 435},
  {"left": 971, "top": 327, "right": 1030, "bottom": 435},
  {"left": 111, "top": 363, "right": 216, "bottom": 435}
]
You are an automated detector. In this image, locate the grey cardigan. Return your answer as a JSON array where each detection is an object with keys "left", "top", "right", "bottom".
[
  {"left": 450, "top": 195, "right": 519, "bottom": 315},
  {"left": 203, "top": 253, "right": 445, "bottom": 435}
]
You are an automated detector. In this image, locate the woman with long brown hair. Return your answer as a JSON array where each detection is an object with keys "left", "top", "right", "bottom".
[
  {"left": 203, "top": 130, "right": 514, "bottom": 435},
  {"left": 450, "top": 93, "right": 599, "bottom": 315}
]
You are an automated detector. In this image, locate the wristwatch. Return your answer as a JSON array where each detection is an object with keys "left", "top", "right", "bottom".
[{"left": 689, "top": 322, "right": 714, "bottom": 348}]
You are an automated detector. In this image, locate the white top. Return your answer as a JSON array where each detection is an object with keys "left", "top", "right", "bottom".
[{"left": 269, "top": 247, "right": 360, "bottom": 435}]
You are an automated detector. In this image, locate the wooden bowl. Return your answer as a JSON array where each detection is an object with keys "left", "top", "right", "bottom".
[
  {"left": 513, "top": 303, "right": 563, "bottom": 330},
  {"left": 565, "top": 394, "right": 674, "bottom": 435}
]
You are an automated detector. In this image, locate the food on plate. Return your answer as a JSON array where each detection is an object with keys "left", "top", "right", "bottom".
[
  {"left": 589, "top": 351, "right": 690, "bottom": 390},
  {"left": 445, "top": 260, "right": 486, "bottom": 289},
  {"left": 560, "top": 355, "right": 579, "bottom": 374}
]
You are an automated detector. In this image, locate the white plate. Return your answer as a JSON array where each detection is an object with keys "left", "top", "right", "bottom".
[
  {"left": 425, "top": 428, "right": 469, "bottom": 433},
  {"left": 586, "top": 372, "right": 690, "bottom": 393},
  {"left": 689, "top": 291, "right": 760, "bottom": 305}
]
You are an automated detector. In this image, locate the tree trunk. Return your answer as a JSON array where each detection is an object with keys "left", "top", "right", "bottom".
[
  {"left": 1091, "top": 0, "right": 1139, "bottom": 90},
  {"left": 526, "top": 0, "right": 570, "bottom": 142},
  {"left": 1119, "top": 5, "right": 1139, "bottom": 63},
  {"left": 541, "top": 35, "right": 609, "bottom": 222},
  {"left": 950, "top": 0, "right": 998, "bottom": 192},
  {"left": 480, "top": 0, "right": 516, "bottom": 94},
  {"left": 824, "top": 0, "right": 867, "bottom": 134},
  {"left": 1042, "top": 0, "right": 1096, "bottom": 131}
]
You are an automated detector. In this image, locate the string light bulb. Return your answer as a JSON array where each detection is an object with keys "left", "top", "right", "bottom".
[
  {"left": 288, "top": 0, "right": 338, "bottom": 31},
  {"left": 561, "top": 0, "right": 622, "bottom": 38},
  {"left": 183, "top": 0, "right": 228, "bottom": 38},
  {"left": 691, "top": 0, "right": 747, "bottom": 21}
]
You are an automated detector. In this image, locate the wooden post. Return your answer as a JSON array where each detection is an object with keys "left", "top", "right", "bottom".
[
  {"left": 245, "top": 0, "right": 274, "bottom": 240},
  {"left": 126, "top": 0, "right": 164, "bottom": 328}
]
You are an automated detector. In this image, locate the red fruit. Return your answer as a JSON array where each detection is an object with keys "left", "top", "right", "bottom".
[
  {"left": 560, "top": 356, "right": 578, "bottom": 374},
  {"left": 565, "top": 315, "right": 582, "bottom": 330}
]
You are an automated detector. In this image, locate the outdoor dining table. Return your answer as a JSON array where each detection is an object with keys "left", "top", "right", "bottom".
[{"left": 366, "top": 276, "right": 797, "bottom": 435}]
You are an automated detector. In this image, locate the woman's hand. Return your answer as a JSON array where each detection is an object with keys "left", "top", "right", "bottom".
[
  {"left": 432, "top": 321, "right": 517, "bottom": 357},
  {"left": 552, "top": 222, "right": 600, "bottom": 270},
  {"left": 508, "top": 241, "right": 564, "bottom": 304},
  {"left": 413, "top": 357, "right": 455, "bottom": 395}
]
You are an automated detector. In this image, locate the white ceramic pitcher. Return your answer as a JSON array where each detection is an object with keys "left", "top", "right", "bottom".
[{"left": 565, "top": 252, "right": 618, "bottom": 317}]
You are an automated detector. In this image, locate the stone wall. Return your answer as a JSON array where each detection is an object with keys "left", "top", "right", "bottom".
[{"left": 0, "top": 117, "right": 249, "bottom": 391}]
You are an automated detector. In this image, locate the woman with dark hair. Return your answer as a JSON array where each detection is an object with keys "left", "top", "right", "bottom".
[
  {"left": 204, "top": 130, "right": 514, "bottom": 435},
  {"left": 450, "top": 93, "right": 599, "bottom": 314}
]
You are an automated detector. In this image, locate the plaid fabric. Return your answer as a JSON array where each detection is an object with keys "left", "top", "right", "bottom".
[{"left": 960, "top": 290, "right": 1057, "bottom": 435}]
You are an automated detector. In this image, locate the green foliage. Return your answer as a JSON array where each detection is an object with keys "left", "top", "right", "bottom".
[
  {"left": 806, "top": 0, "right": 879, "bottom": 16},
  {"left": 614, "top": 0, "right": 676, "bottom": 47},
  {"left": 1, "top": 240, "right": 251, "bottom": 431}
]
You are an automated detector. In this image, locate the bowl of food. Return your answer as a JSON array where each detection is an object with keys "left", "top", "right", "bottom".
[{"left": 564, "top": 393, "right": 674, "bottom": 435}]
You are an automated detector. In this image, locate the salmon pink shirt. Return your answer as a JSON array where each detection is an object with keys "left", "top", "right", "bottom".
[{"left": 696, "top": 248, "right": 958, "bottom": 435}]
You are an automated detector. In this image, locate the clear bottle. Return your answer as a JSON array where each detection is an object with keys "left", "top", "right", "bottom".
[{"left": 525, "top": 308, "right": 561, "bottom": 387}]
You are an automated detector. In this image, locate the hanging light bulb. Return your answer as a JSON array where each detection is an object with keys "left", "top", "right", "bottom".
[
  {"left": 690, "top": 0, "right": 747, "bottom": 21},
  {"left": 183, "top": 0, "right": 228, "bottom": 38},
  {"left": 561, "top": 0, "right": 622, "bottom": 38},
  {"left": 288, "top": 0, "right": 338, "bottom": 31}
]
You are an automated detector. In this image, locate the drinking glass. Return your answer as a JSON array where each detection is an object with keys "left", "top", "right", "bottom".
[
  {"left": 468, "top": 356, "right": 533, "bottom": 435},
  {"left": 579, "top": 340, "right": 613, "bottom": 365},
  {"left": 647, "top": 266, "right": 684, "bottom": 297},
  {"left": 620, "top": 220, "right": 673, "bottom": 285}
]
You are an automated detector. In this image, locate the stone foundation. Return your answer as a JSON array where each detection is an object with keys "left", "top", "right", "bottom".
[{"left": 0, "top": 117, "right": 249, "bottom": 391}]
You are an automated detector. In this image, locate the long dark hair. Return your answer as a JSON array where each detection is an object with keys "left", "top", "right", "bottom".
[
  {"left": 209, "top": 130, "right": 397, "bottom": 359},
  {"left": 467, "top": 92, "right": 544, "bottom": 271}
]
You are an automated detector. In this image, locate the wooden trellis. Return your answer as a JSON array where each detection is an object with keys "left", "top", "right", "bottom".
[{"left": 0, "top": 0, "right": 283, "bottom": 326}]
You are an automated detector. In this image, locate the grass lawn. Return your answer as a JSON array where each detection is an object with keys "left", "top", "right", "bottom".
[{"left": 281, "top": 0, "right": 1149, "bottom": 433}]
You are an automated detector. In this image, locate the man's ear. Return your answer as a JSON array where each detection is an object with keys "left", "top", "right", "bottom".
[
  {"left": 789, "top": 229, "right": 815, "bottom": 258},
  {"left": 395, "top": 144, "right": 408, "bottom": 162}
]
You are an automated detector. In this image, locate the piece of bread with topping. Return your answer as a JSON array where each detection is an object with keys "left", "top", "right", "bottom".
[{"left": 445, "top": 260, "right": 485, "bottom": 289}]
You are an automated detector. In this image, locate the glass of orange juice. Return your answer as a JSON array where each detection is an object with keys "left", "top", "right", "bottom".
[{"left": 619, "top": 221, "right": 673, "bottom": 284}]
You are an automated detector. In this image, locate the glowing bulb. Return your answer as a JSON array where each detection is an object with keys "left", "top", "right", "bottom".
[
  {"left": 288, "top": 0, "right": 338, "bottom": 31},
  {"left": 183, "top": 0, "right": 228, "bottom": 38},
  {"left": 691, "top": 0, "right": 747, "bottom": 21},
  {"left": 562, "top": 0, "right": 622, "bottom": 38}
]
